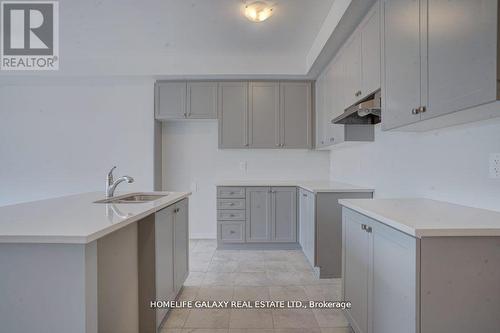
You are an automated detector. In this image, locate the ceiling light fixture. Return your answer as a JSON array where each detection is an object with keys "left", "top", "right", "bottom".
[{"left": 244, "top": 1, "right": 274, "bottom": 23}]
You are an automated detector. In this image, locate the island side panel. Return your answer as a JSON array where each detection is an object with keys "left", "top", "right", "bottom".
[
  {"left": 316, "top": 191, "right": 373, "bottom": 278},
  {"left": 420, "top": 236, "right": 500, "bottom": 333},
  {"left": 0, "top": 243, "right": 88, "bottom": 333},
  {"left": 97, "top": 222, "right": 139, "bottom": 333}
]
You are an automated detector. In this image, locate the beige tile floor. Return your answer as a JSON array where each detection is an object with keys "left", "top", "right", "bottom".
[{"left": 161, "top": 240, "right": 352, "bottom": 333}]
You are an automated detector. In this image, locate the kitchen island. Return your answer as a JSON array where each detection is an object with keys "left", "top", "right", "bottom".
[
  {"left": 339, "top": 198, "right": 500, "bottom": 333},
  {"left": 0, "top": 191, "right": 190, "bottom": 333}
]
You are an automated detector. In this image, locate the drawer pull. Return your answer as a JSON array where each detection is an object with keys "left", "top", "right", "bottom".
[
  {"left": 229, "top": 202, "right": 235, "bottom": 206},
  {"left": 229, "top": 191, "right": 235, "bottom": 194},
  {"left": 230, "top": 214, "right": 235, "bottom": 217},
  {"left": 229, "top": 230, "right": 236, "bottom": 234}
]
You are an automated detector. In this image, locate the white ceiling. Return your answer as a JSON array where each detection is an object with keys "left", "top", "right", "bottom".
[{"left": 53, "top": 0, "right": 336, "bottom": 76}]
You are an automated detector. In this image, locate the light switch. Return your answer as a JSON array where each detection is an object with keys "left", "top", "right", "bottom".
[
  {"left": 191, "top": 182, "right": 198, "bottom": 192},
  {"left": 489, "top": 153, "right": 500, "bottom": 179}
]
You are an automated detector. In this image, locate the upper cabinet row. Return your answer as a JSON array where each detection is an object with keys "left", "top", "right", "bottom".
[
  {"left": 156, "top": 80, "right": 312, "bottom": 149},
  {"left": 316, "top": 2, "right": 380, "bottom": 148},
  {"left": 219, "top": 81, "right": 312, "bottom": 149},
  {"left": 382, "top": 0, "right": 499, "bottom": 130}
]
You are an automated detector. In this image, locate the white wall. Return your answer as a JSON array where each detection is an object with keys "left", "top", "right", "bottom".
[
  {"left": 330, "top": 118, "right": 500, "bottom": 212},
  {"left": 162, "top": 121, "right": 330, "bottom": 238},
  {"left": 0, "top": 78, "right": 155, "bottom": 206}
]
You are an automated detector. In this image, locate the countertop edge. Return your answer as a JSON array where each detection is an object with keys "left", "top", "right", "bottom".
[
  {"left": 215, "top": 181, "right": 374, "bottom": 193},
  {"left": 0, "top": 192, "right": 191, "bottom": 245}
]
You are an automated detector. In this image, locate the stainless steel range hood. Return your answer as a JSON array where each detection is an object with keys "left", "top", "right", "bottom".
[{"left": 332, "top": 90, "right": 381, "bottom": 125}]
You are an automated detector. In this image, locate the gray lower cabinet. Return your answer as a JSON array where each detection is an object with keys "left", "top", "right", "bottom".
[
  {"left": 342, "top": 208, "right": 417, "bottom": 333},
  {"left": 139, "top": 199, "right": 189, "bottom": 332},
  {"left": 299, "top": 189, "right": 315, "bottom": 266},
  {"left": 217, "top": 186, "right": 297, "bottom": 247},
  {"left": 246, "top": 187, "right": 273, "bottom": 242},
  {"left": 299, "top": 190, "right": 374, "bottom": 278}
]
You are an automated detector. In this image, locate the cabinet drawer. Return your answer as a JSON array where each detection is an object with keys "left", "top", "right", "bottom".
[
  {"left": 217, "top": 198, "right": 245, "bottom": 210},
  {"left": 218, "top": 210, "right": 246, "bottom": 221},
  {"left": 217, "top": 187, "right": 246, "bottom": 198},
  {"left": 219, "top": 222, "right": 245, "bottom": 243}
]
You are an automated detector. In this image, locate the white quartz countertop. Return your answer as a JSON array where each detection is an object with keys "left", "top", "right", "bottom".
[
  {"left": 216, "top": 180, "right": 374, "bottom": 193},
  {"left": 339, "top": 198, "right": 500, "bottom": 238},
  {"left": 0, "top": 191, "right": 190, "bottom": 244}
]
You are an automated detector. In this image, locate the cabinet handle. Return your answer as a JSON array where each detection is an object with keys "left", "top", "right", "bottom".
[
  {"left": 355, "top": 90, "right": 362, "bottom": 97},
  {"left": 361, "top": 224, "right": 367, "bottom": 231},
  {"left": 229, "top": 202, "right": 235, "bottom": 206},
  {"left": 229, "top": 214, "right": 235, "bottom": 217},
  {"left": 418, "top": 106, "right": 427, "bottom": 113},
  {"left": 411, "top": 108, "right": 419, "bottom": 115},
  {"left": 303, "top": 193, "right": 308, "bottom": 197},
  {"left": 366, "top": 226, "right": 372, "bottom": 233},
  {"left": 330, "top": 137, "right": 335, "bottom": 142},
  {"left": 230, "top": 230, "right": 236, "bottom": 234}
]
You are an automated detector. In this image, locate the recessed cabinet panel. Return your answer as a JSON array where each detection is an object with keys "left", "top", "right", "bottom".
[
  {"left": 218, "top": 82, "right": 248, "bottom": 148},
  {"left": 361, "top": 2, "right": 381, "bottom": 96},
  {"left": 280, "top": 82, "right": 312, "bottom": 149},
  {"left": 272, "top": 187, "right": 297, "bottom": 242},
  {"left": 173, "top": 199, "right": 189, "bottom": 293},
  {"left": 381, "top": 0, "right": 422, "bottom": 130},
  {"left": 249, "top": 82, "right": 280, "bottom": 148},
  {"left": 187, "top": 82, "right": 218, "bottom": 119},
  {"left": 424, "top": 0, "right": 497, "bottom": 120},
  {"left": 246, "top": 187, "right": 272, "bottom": 242},
  {"left": 156, "top": 82, "right": 187, "bottom": 120},
  {"left": 343, "top": 210, "right": 369, "bottom": 333}
]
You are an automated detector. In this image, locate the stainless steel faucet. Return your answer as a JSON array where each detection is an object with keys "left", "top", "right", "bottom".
[{"left": 106, "top": 166, "right": 134, "bottom": 198}]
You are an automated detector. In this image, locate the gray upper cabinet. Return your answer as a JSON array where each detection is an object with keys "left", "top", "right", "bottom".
[
  {"left": 280, "top": 81, "right": 312, "bottom": 149},
  {"left": 272, "top": 187, "right": 297, "bottom": 242},
  {"left": 186, "top": 82, "right": 218, "bottom": 119},
  {"left": 156, "top": 81, "right": 187, "bottom": 120},
  {"left": 381, "top": 0, "right": 422, "bottom": 130},
  {"left": 343, "top": 34, "right": 362, "bottom": 109},
  {"left": 156, "top": 81, "right": 217, "bottom": 120},
  {"left": 246, "top": 187, "right": 272, "bottom": 242},
  {"left": 218, "top": 82, "right": 249, "bottom": 148},
  {"left": 423, "top": 0, "right": 497, "bottom": 121},
  {"left": 360, "top": 2, "right": 381, "bottom": 97},
  {"left": 248, "top": 82, "right": 280, "bottom": 148},
  {"left": 382, "top": 0, "right": 499, "bottom": 131}
]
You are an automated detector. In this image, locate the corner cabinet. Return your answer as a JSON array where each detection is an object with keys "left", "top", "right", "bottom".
[
  {"left": 382, "top": 0, "right": 499, "bottom": 130},
  {"left": 342, "top": 208, "right": 417, "bottom": 333}
]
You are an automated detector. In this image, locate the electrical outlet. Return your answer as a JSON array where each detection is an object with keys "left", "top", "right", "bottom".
[{"left": 489, "top": 153, "right": 500, "bottom": 179}]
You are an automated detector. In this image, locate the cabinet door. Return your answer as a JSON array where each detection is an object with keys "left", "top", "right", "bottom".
[
  {"left": 249, "top": 82, "right": 280, "bottom": 148},
  {"left": 315, "top": 73, "right": 327, "bottom": 148},
  {"left": 381, "top": 0, "right": 422, "bottom": 130},
  {"left": 246, "top": 187, "right": 272, "bottom": 242},
  {"left": 360, "top": 2, "right": 381, "bottom": 97},
  {"left": 329, "top": 53, "right": 346, "bottom": 145},
  {"left": 280, "top": 82, "right": 312, "bottom": 148},
  {"left": 342, "top": 210, "right": 369, "bottom": 333},
  {"left": 154, "top": 206, "right": 175, "bottom": 326},
  {"left": 423, "top": 0, "right": 497, "bottom": 120},
  {"left": 173, "top": 199, "right": 189, "bottom": 292},
  {"left": 218, "top": 82, "right": 248, "bottom": 148},
  {"left": 299, "top": 189, "right": 315, "bottom": 267},
  {"left": 272, "top": 187, "right": 297, "bottom": 242},
  {"left": 343, "top": 34, "right": 362, "bottom": 108},
  {"left": 187, "top": 82, "right": 218, "bottom": 119},
  {"left": 371, "top": 219, "right": 417, "bottom": 333},
  {"left": 156, "top": 82, "right": 187, "bottom": 120},
  {"left": 299, "top": 189, "right": 308, "bottom": 251}
]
